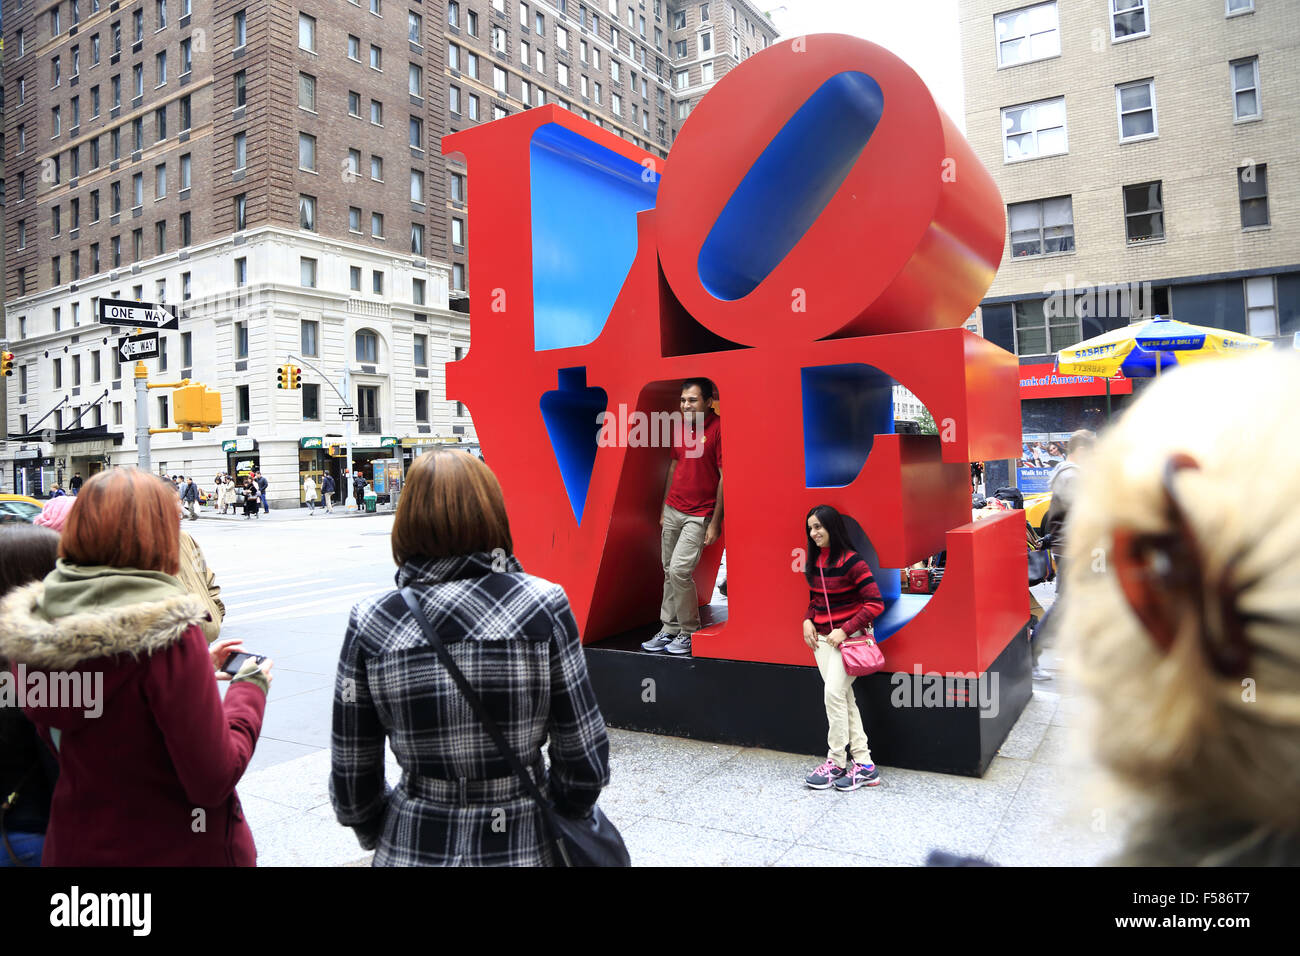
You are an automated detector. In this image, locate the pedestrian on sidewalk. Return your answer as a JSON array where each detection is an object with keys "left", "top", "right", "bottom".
[
  {"left": 303, "top": 475, "right": 317, "bottom": 515},
  {"left": 802, "top": 504, "right": 885, "bottom": 792},
  {"left": 242, "top": 477, "right": 261, "bottom": 519},
  {"left": 69, "top": 473, "right": 83, "bottom": 495},
  {"left": 219, "top": 476, "right": 236, "bottom": 515},
  {"left": 180, "top": 476, "right": 201, "bottom": 520},
  {"left": 255, "top": 471, "right": 270, "bottom": 514},
  {"left": 0, "top": 524, "right": 62, "bottom": 867},
  {"left": 331, "top": 451, "right": 611, "bottom": 866},
  {"left": 0, "top": 468, "right": 273, "bottom": 866},
  {"left": 322, "top": 473, "right": 336, "bottom": 513},
  {"left": 352, "top": 471, "right": 366, "bottom": 510}
]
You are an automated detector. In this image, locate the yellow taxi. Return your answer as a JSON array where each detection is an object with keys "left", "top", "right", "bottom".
[{"left": 0, "top": 493, "right": 46, "bottom": 523}]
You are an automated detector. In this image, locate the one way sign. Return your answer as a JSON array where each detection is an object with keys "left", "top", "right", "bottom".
[
  {"left": 98, "top": 297, "right": 179, "bottom": 330},
  {"left": 118, "top": 331, "right": 161, "bottom": 361}
]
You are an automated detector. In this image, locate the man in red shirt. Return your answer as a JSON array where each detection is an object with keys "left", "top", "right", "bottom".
[{"left": 642, "top": 379, "right": 723, "bottom": 656}]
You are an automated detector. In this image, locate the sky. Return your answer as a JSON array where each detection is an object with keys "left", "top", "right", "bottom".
[{"left": 763, "top": 0, "right": 966, "bottom": 129}]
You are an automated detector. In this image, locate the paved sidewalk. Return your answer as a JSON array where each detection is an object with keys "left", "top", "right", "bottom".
[{"left": 239, "top": 648, "right": 1123, "bottom": 866}]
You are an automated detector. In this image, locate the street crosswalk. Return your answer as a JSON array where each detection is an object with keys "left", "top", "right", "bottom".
[{"left": 215, "top": 567, "right": 393, "bottom": 625}]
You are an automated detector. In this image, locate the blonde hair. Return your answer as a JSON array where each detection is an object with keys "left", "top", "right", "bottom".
[{"left": 1063, "top": 352, "right": 1300, "bottom": 840}]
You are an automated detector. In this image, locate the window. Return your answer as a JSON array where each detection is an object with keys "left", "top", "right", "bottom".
[
  {"left": 180, "top": 332, "right": 192, "bottom": 371},
  {"left": 675, "top": 39, "right": 687, "bottom": 58},
  {"left": 299, "top": 72, "right": 316, "bottom": 111},
  {"left": 371, "top": 100, "right": 383, "bottom": 124},
  {"left": 450, "top": 85, "right": 462, "bottom": 113},
  {"left": 558, "top": 62, "right": 569, "bottom": 87},
  {"left": 234, "top": 193, "right": 247, "bottom": 230},
  {"left": 995, "top": 3, "right": 1059, "bottom": 67},
  {"left": 451, "top": 172, "right": 466, "bottom": 202},
  {"left": 372, "top": 213, "right": 384, "bottom": 237},
  {"left": 133, "top": 116, "right": 144, "bottom": 150},
  {"left": 155, "top": 220, "right": 167, "bottom": 253},
  {"left": 157, "top": 0, "right": 168, "bottom": 28},
  {"left": 237, "top": 385, "right": 250, "bottom": 423},
  {"left": 449, "top": 43, "right": 461, "bottom": 71},
  {"left": 700, "top": 32, "right": 712, "bottom": 53},
  {"left": 155, "top": 105, "right": 167, "bottom": 140},
  {"left": 410, "top": 117, "right": 424, "bottom": 148},
  {"left": 133, "top": 172, "right": 144, "bottom": 207},
  {"left": 1227, "top": 0, "right": 1253, "bottom": 12},
  {"left": 355, "top": 330, "right": 379, "bottom": 362},
  {"left": 410, "top": 63, "right": 424, "bottom": 96},
  {"left": 410, "top": 221, "right": 426, "bottom": 256},
  {"left": 701, "top": 62, "right": 713, "bottom": 83},
  {"left": 1008, "top": 196, "right": 1074, "bottom": 257},
  {"left": 468, "top": 53, "right": 480, "bottom": 78},
  {"left": 299, "top": 194, "right": 316, "bottom": 231},
  {"left": 134, "top": 62, "right": 145, "bottom": 97},
  {"left": 234, "top": 10, "right": 246, "bottom": 47},
  {"left": 468, "top": 94, "right": 480, "bottom": 120},
  {"left": 409, "top": 11, "right": 423, "bottom": 43},
  {"left": 535, "top": 48, "right": 546, "bottom": 73},
  {"left": 492, "top": 25, "right": 507, "bottom": 52},
  {"left": 348, "top": 34, "right": 361, "bottom": 60},
  {"left": 1245, "top": 277, "right": 1276, "bottom": 338},
  {"left": 1116, "top": 79, "right": 1156, "bottom": 141},
  {"left": 180, "top": 37, "right": 192, "bottom": 74},
  {"left": 180, "top": 94, "right": 192, "bottom": 130},
  {"left": 18, "top": 221, "right": 27, "bottom": 249},
  {"left": 371, "top": 0, "right": 382, "bottom": 13},
  {"left": 180, "top": 212, "right": 191, "bottom": 245},
  {"left": 1001, "top": 97, "right": 1067, "bottom": 161},
  {"left": 53, "top": 106, "right": 62, "bottom": 137},
  {"left": 299, "top": 12, "right": 316, "bottom": 52},
  {"left": 301, "top": 320, "right": 319, "bottom": 357},
  {"left": 234, "top": 132, "right": 247, "bottom": 169},
  {"left": 133, "top": 9, "right": 144, "bottom": 42},
  {"left": 414, "top": 390, "right": 430, "bottom": 422},
  {"left": 53, "top": 56, "right": 63, "bottom": 88},
  {"left": 1231, "top": 57, "right": 1260, "bottom": 121},
  {"left": 557, "top": 24, "right": 569, "bottom": 49},
  {"left": 449, "top": 1, "right": 460, "bottom": 28},
  {"left": 298, "top": 132, "right": 316, "bottom": 171},
  {"left": 300, "top": 257, "right": 317, "bottom": 287},
  {"left": 233, "top": 70, "right": 248, "bottom": 108},
  {"left": 370, "top": 45, "right": 382, "bottom": 70},
  {"left": 349, "top": 206, "right": 362, "bottom": 232},
  {"left": 612, "top": 93, "right": 622, "bottom": 116},
  {"left": 413, "top": 333, "right": 428, "bottom": 365},
  {"left": 53, "top": 206, "right": 62, "bottom": 237},
  {"left": 182, "top": 272, "right": 192, "bottom": 300},
  {"left": 302, "top": 383, "right": 321, "bottom": 421},
  {"left": 1014, "top": 299, "right": 1078, "bottom": 355},
  {"left": 370, "top": 155, "right": 383, "bottom": 181},
  {"left": 1110, "top": 0, "right": 1148, "bottom": 41},
  {"left": 372, "top": 271, "right": 385, "bottom": 294},
  {"left": 155, "top": 163, "right": 167, "bottom": 199},
  {"left": 536, "top": 11, "right": 545, "bottom": 34},
  {"left": 611, "top": 59, "right": 621, "bottom": 82},
  {"left": 349, "top": 91, "right": 362, "bottom": 116},
  {"left": 411, "top": 169, "right": 425, "bottom": 203},
  {"left": 1123, "top": 180, "right": 1164, "bottom": 243},
  {"left": 1238, "top": 163, "right": 1268, "bottom": 228},
  {"left": 412, "top": 277, "right": 427, "bottom": 306},
  {"left": 493, "top": 64, "right": 507, "bottom": 94},
  {"left": 468, "top": 10, "right": 479, "bottom": 35}
]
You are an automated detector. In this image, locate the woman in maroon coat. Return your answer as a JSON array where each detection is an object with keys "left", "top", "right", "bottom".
[{"left": 0, "top": 469, "right": 273, "bottom": 866}]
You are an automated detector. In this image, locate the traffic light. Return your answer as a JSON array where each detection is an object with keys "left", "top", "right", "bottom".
[
  {"left": 289, "top": 365, "right": 302, "bottom": 390},
  {"left": 276, "top": 364, "right": 288, "bottom": 389},
  {"left": 1, "top": 352, "right": 13, "bottom": 377},
  {"left": 173, "top": 383, "right": 223, "bottom": 427}
]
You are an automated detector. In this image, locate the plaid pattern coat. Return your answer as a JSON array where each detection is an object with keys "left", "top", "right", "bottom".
[{"left": 330, "top": 551, "right": 610, "bottom": 866}]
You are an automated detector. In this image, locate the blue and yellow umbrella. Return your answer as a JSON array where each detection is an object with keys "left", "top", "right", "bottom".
[{"left": 1057, "top": 316, "right": 1271, "bottom": 379}]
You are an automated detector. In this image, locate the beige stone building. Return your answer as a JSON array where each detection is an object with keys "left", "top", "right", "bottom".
[{"left": 962, "top": 0, "right": 1299, "bottom": 362}]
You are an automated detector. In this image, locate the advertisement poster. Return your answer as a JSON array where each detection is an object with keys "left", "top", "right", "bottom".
[{"left": 1018, "top": 433, "right": 1074, "bottom": 494}]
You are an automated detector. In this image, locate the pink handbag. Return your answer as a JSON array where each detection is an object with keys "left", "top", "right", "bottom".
[{"left": 821, "top": 567, "right": 885, "bottom": 676}]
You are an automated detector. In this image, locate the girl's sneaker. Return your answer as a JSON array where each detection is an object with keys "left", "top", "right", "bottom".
[
  {"left": 805, "top": 759, "right": 847, "bottom": 789},
  {"left": 833, "top": 762, "right": 881, "bottom": 790}
]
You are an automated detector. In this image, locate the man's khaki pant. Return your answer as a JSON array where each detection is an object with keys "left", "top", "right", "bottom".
[
  {"left": 813, "top": 638, "right": 872, "bottom": 768},
  {"left": 660, "top": 504, "right": 708, "bottom": 636}
]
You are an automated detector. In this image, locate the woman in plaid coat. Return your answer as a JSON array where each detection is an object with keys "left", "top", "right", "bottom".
[{"left": 330, "top": 451, "right": 611, "bottom": 866}]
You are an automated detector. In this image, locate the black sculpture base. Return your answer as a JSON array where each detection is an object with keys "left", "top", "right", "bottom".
[{"left": 583, "top": 606, "right": 1033, "bottom": 777}]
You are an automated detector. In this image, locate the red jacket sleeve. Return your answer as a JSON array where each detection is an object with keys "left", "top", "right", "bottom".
[
  {"left": 143, "top": 624, "right": 265, "bottom": 807},
  {"left": 840, "top": 557, "right": 886, "bottom": 636}
]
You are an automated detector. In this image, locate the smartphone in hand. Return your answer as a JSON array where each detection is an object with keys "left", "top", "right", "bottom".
[{"left": 221, "top": 651, "right": 267, "bottom": 676}]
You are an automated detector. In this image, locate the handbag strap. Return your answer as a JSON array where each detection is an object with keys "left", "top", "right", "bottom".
[{"left": 398, "top": 588, "right": 551, "bottom": 813}]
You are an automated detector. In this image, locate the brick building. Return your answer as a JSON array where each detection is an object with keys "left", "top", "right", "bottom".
[
  {"left": 961, "top": 0, "right": 1298, "bottom": 484},
  {"left": 1, "top": 0, "right": 776, "bottom": 502}
]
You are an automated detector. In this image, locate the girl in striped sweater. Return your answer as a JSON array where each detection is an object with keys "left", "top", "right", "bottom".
[{"left": 802, "top": 505, "right": 886, "bottom": 791}]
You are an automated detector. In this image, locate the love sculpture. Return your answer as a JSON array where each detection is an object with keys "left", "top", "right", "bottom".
[{"left": 444, "top": 35, "right": 1028, "bottom": 701}]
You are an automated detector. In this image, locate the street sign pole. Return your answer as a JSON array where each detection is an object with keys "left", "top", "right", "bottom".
[
  {"left": 135, "top": 361, "right": 151, "bottom": 471},
  {"left": 344, "top": 364, "right": 356, "bottom": 510}
]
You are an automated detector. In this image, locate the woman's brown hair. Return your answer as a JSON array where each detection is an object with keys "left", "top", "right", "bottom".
[
  {"left": 392, "top": 452, "right": 513, "bottom": 566},
  {"left": 60, "top": 468, "right": 182, "bottom": 575}
]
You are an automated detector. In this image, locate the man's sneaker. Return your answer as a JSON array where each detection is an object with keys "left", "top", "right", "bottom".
[
  {"left": 833, "top": 762, "right": 881, "bottom": 791},
  {"left": 805, "top": 759, "right": 847, "bottom": 790},
  {"left": 1032, "top": 665, "right": 1051, "bottom": 681},
  {"left": 665, "top": 633, "right": 692, "bottom": 655},
  {"left": 641, "top": 630, "right": 677, "bottom": 652}
]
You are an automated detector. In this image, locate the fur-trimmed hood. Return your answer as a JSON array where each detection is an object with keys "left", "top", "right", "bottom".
[{"left": 0, "top": 581, "right": 208, "bottom": 669}]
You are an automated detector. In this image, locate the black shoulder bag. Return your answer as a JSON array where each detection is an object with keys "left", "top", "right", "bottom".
[{"left": 398, "top": 588, "right": 630, "bottom": 867}]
